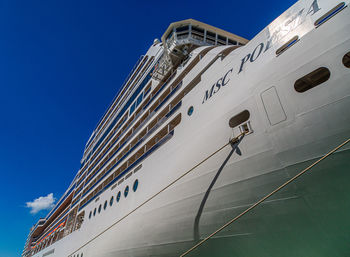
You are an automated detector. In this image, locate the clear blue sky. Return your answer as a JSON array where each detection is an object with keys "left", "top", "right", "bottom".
[{"left": 0, "top": 0, "right": 296, "bottom": 256}]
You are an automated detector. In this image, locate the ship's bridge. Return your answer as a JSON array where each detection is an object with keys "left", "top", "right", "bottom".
[
  {"left": 162, "top": 19, "right": 248, "bottom": 50},
  {"left": 152, "top": 19, "right": 248, "bottom": 81}
]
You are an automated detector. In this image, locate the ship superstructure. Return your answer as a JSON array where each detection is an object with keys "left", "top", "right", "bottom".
[{"left": 23, "top": 1, "right": 350, "bottom": 256}]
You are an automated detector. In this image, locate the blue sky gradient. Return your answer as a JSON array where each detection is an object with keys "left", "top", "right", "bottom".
[{"left": 0, "top": 0, "right": 296, "bottom": 256}]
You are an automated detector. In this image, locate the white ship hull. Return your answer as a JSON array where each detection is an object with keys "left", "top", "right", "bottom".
[{"left": 27, "top": 0, "right": 350, "bottom": 256}]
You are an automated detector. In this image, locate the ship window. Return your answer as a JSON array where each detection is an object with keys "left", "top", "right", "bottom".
[
  {"left": 116, "top": 191, "right": 121, "bottom": 202},
  {"left": 217, "top": 35, "right": 227, "bottom": 45},
  {"left": 93, "top": 208, "right": 96, "bottom": 216},
  {"left": 110, "top": 196, "right": 114, "bottom": 206},
  {"left": 166, "top": 31, "right": 173, "bottom": 40},
  {"left": 187, "top": 106, "right": 194, "bottom": 116},
  {"left": 343, "top": 52, "right": 350, "bottom": 68},
  {"left": 136, "top": 93, "right": 143, "bottom": 106},
  {"left": 98, "top": 204, "right": 102, "bottom": 213},
  {"left": 228, "top": 39, "right": 237, "bottom": 45},
  {"left": 133, "top": 179, "right": 139, "bottom": 192},
  {"left": 129, "top": 102, "right": 136, "bottom": 116},
  {"left": 81, "top": 254, "right": 83, "bottom": 257},
  {"left": 206, "top": 31, "right": 216, "bottom": 44},
  {"left": 144, "top": 83, "right": 151, "bottom": 96},
  {"left": 229, "top": 110, "right": 250, "bottom": 128},
  {"left": 294, "top": 67, "right": 331, "bottom": 93},
  {"left": 314, "top": 2, "right": 346, "bottom": 27},
  {"left": 176, "top": 25, "right": 189, "bottom": 38},
  {"left": 176, "top": 25, "right": 189, "bottom": 32},
  {"left": 124, "top": 186, "right": 129, "bottom": 197},
  {"left": 104, "top": 200, "right": 107, "bottom": 210},
  {"left": 89, "top": 211, "right": 92, "bottom": 219},
  {"left": 192, "top": 27, "right": 204, "bottom": 40},
  {"left": 276, "top": 36, "right": 299, "bottom": 56}
]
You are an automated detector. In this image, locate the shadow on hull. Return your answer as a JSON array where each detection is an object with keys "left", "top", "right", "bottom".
[{"left": 185, "top": 149, "right": 350, "bottom": 257}]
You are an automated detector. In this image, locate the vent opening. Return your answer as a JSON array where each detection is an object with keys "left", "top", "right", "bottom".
[{"left": 229, "top": 110, "right": 250, "bottom": 128}]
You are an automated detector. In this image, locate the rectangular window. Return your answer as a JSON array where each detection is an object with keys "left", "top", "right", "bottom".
[
  {"left": 228, "top": 39, "right": 237, "bottom": 45},
  {"left": 129, "top": 102, "right": 136, "bottom": 116},
  {"left": 136, "top": 93, "right": 143, "bottom": 106}
]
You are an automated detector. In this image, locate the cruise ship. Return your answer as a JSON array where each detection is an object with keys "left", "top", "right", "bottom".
[{"left": 22, "top": 0, "right": 350, "bottom": 256}]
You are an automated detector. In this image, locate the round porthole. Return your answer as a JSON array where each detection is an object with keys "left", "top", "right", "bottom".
[
  {"left": 116, "top": 191, "right": 121, "bottom": 202},
  {"left": 124, "top": 186, "right": 129, "bottom": 198},
  {"left": 187, "top": 106, "right": 194, "bottom": 116},
  {"left": 110, "top": 196, "right": 114, "bottom": 206},
  {"left": 133, "top": 179, "right": 139, "bottom": 192},
  {"left": 104, "top": 200, "right": 107, "bottom": 210},
  {"left": 98, "top": 204, "right": 102, "bottom": 213},
  {"left": 89, "top": 211, "right": 92, "bottom": 219},
  {"left": 343, "top": 52, "right": 350, "bottom": 68},
  {"left": 93, "top": 208, "right": 96, "bottom": 216}
]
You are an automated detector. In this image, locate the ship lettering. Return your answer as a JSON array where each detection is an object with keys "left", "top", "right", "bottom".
[
  {"left": 239, "top": 0, "right": 321, "bottom": 73},
  {"left": 307, "top": 0, "right": 321, "bottom": 16},
  {"left": 202, "top": 69, "right": 233, "bottom": 104}
]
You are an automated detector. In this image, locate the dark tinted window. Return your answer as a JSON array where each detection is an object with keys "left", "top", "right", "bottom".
[
  {"left": 116, "top": 191, "right": 121, "bottom": 202},
  {"left": 187, "top": 106, "right": 194, "bottom": 116},
  {"left": 124, "top": 186, "right": 129, "bottom": 198},
  {"left": 104, "top": 200, "right": 107, "bottom": 210},
  {"left": 176, "top": 25, "right": 189, "bottom": 32},
  {"left": 133, "top": 179, "right": 139, "bottom": 192},
  {"left": 192, "top": 27, "right": 204, "bottom": 34},
  {"left": 93, "top": 208, "right": 96, "bottom": 216},
  {"left": 218, "top": 35, "right": 226, "bottom": 41},
  {"left": 229, "top": 110, "right": 250, "bottom": 128},
  {"left": 228, "top": 39, "right": 237, "bottom": 45},
  {"left": 110, "top": 196, "right": 114, "bottom": 206},
  {"left": 192, "top": 27, "right": 204, "bottom": 40},
  {"left": 343, "top": 52, "right": 350, "bottom": 68},
  {"left": 294, "top": 67, "right": 330, "bottom": 93},
  {"left": 207, "top": 31, "right": 215, "bottom": 38},
  {"left": 89, "top": 211, "right": 92, "bottom": 219},
  {"left": 98, "top": 204, "right": 102, "bottom": 213}
]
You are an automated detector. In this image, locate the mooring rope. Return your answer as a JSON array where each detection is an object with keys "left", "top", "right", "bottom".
[
  {"left": 180, "top": 138, "right": 350, "bottom": 257},
  {"left": 69, "top": 133, "right": 246, "bottom": 255}
]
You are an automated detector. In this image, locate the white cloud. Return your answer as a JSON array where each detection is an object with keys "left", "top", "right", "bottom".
[{"left": 26, "top": 193, "right": 56, "bottom": 214}]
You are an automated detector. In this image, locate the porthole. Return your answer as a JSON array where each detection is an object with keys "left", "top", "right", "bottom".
[
  {"left": 294, "top": 67, "right": 330, "bottom": 93},
  {"left": 98, "top": 204, "right": 102, "bottom": 213},
  {"left": 104, "top": 200, "right": 107, "bottom": 210},
  {"left": 133, "top": 179, "right": 139, "bottom": 192},
  {"left": 343, "top": 52, "right": 350, "bottom": 68},
  {"left": 187, "top": 106, "right": 194, "bottom": 116},
  {"left": 81, "top": 254, "right": 83, "bottom": 257},
  {"left": 116, "top": 191, "right": 121, "bottom": 202},
  {"left": 93, "top": 208, "right": 96, "bottom": 216},
  {"left": 89, "top": 211, "right": 92, "bottom": 219},
  {"left": 110, "top": 196, "right": 114, "bottom": 206},
  {"left": 124, "top": 186, "right": 129, "bottom": 198}
]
